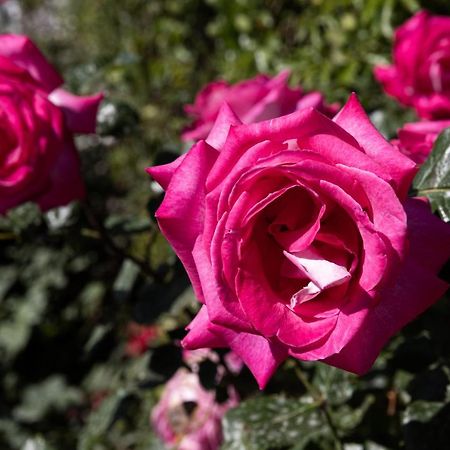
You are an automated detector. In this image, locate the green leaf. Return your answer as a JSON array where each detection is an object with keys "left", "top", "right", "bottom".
[
  {"left": 0, "top": 289, "right": 48, "bottom": 362},
  {"left": 77, "top": 390, "right": 126, "bottom": 450},
  {"left": 0, "top": 266, "right": 18, "bottom": 302},
  {"left": 6, "top": 203, "right": 43, "bottom": 235},
  {"left": 312, "top": 364, "right": 356, "bottom": 405},
  {"left": 78, "top": 389, "right": 160, "bottom": 450},
  {"left": 0, "top": 418, "right": 29, "bottom": 449},
  {"left": 13, "top": 376, "right": 83, "bottom": 423},
  {"left": 413, "top": 128, "right": 450, "bottom": 221},
  {"left": 113, "top": 260, "right": 141, "bottom": 302},
  {"left": 21, "top": 436, "right": 56, "bottom": 450},
  {"left": 402, "top": 400, "right": 444, "bottom": 425},
  {"left": 84, "top": 324, "right": 113, "bottom": 354},
  {"left": 221, "top": 394, "right": 328, "bottom": 450},
  {"left": 334, "top": 395, "right": 375, "bottom": 432}
]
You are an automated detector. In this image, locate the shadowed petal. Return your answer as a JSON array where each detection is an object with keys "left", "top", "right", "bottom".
[
  {"left": 154, "top": 141, "right": 218, "bottom": 301},
  {"left": 0, "top": 34, "right": 63, "bottom": 92},
  {"left": 333, "top": 93, "right": 417, "bottom": 198},
  {"left": 49, "top": 89, "right": 103, "bottom": 134}
]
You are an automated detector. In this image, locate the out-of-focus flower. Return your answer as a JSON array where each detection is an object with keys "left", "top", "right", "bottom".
[
  {"left": 224, "top": 351, "right": 244, "bottom": 375},
  {"left": 182, "top": 70, "right": 338, "bottom": 142},
  {"left": 0, "top": 34, "right": 102, "bottom": 214},
  {"left": 151, "top": 368, "right": 238, "bottom": 450},
  {"left": 183, "top": 348, "right": 243, "bottom": 378},
  {"left": 182, "top": 348, "right": 219, "bottom": 372},
  {"left": 393, "top": 120, "right": 450, "bottom": 165},
  {"left": 375, "top": 11, "right": 450, "bottom": 119}
]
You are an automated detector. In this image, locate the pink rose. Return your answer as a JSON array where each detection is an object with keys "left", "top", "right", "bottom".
[
  {"left": 183, "top": 348, "right": 243, "bottom": 377},
  {"left": 182, "top": 70, "right": 338, "bottom": 142},
  {"left": 148, "top": 94, "right": 450, "bottom": 389},
  {"left": 151, "top": 369, "right": 238, "bottom": 450},
  {"left": 224, "top": 351, "right": 244, "bottom": 375},
  {"left": 0, "top": 34, "right": 103, "bottom": 214},
  {"left": 392, "top": 120, "right": 450, "bottom": 165},
  {"left": 182, "top": 348, "right": 219, "bottom": 371},
  {"left": 375, "top": 11, "right": 450, "bottom": 119}
]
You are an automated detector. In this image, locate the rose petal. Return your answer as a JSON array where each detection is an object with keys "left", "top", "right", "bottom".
[
  {"left": 336, "top": 164, "right": 407, "bottom": 260},
  {"left": 49, "top": 88, "right": 103, "bottom": 134},
  {"left": 405, "top": 197, "right": 450, "bottom": 271},
  {"left": 317, "top": 180, "right": 388, "bottom": 293},
  {"left": 210, "top": 327, "right": 288, "bottom": 389},
  {"left": 283, "top": 248, "right": 350, "bottom": 290},
  {"left": 192, "top": 234, "right": 251, "bottom": 332},
  {"left": 205, "top": 102, "right": 242, "bottom": 150},
  {"left": 181, "top": 306, "right": 228, "bottom": 349},
  {"left": 333, "top": 93, "right": 417, "bottom": 198},
  {"left": 0, "top": 34, "right": 63, "bottom": 92},
  {"left": 36, "top": 138, "right": 85, "bottom": 211},
  {"left": 146, "top": 154, "right": 187, "bottom": 191},
  {"left": 155, "top": 141, "right": 218, "bottom": 301},
  {"left": 324, "top": 260, "right": 448, "bottom": 374},
  {"left": 206, "top": 107, "right": 359, "bottom": 192}
]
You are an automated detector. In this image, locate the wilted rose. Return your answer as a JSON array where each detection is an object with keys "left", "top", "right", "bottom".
[
  {"left": 0, "top": 34, "right": 102, "bottom": 214},
  {"left": 375, "top": 11, "right": 450, "bottom": 119},
  {"left": 151, "top": 369, "right": 237, "bottom": 450},
  {"left": 148, "top": 93, "right": 450, "bottom": 388},
  {"left": 182, "top": 70, "right": 338, "bottom": 142}
]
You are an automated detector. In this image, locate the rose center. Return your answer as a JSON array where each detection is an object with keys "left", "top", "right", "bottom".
[
  {"left": 252, "top": 185, "right": 356, "bottom": 310},
  {"left": 283, "top": 247, "right": 350, "bottom": 308}
]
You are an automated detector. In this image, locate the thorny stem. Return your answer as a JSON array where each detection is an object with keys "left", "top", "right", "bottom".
[
  {"left": 82, "top": 199, "right": 161, "bottom": 281},
  {"left": 295, "top": 366, "right": 343, "bottom": 450}
]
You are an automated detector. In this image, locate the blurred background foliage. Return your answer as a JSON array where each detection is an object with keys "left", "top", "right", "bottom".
[{"left": 1, "top": 0, "right": 450, "bottom": 449}]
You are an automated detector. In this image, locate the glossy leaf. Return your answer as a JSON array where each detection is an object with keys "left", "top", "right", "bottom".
[{"left": 413, "top": 128, "right": 450, "bottom": 221}]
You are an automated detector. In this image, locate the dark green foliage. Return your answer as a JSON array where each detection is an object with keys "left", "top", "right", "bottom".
[{"left": 414, "top": 128, "right": 450, "bottom": 221}]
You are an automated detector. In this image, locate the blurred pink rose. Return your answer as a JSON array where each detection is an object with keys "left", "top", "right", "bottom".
[
  {"left": 375, "top": 11, "right": 450, "bottom": 119},
  {"left": 182, "top": 348, "right": 219, "bottom": 371},
  {"left": 183, "top": 348, "right": 243, "bottom": 377},
  {"left": 224, "top": 352, "right": 244, "bottom": 375},
  {"left": 0, "top": 34, "right": 103, "bottom": 214},
  {"left": 182, "top": 70, "right": 338, "bottom": 142},
  {"left": 151, "top": 369, "right": 238, "bottom": 450},
  {"left": 392, "top": 120, "right": 450, "bottom": 165},
  {"left": 148, "top": 93, "right": 450, "bottom": 388}
]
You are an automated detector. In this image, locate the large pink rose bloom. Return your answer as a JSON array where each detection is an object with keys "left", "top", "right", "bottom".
[
  {"left": 375, "top": 11, "right": 450, "bottom": 119},
  {"left": 0, "top": 34, "right": 102, "bottom": 214},
  {"left": 151, "top": 369, "right": 237, "bottom": 450},
  {"left": 393, "top": 120, "right": 450, "bottom": 165},
  {"left": 148, "top": 94, "right": 450, "bottom": 389},
  {"left": 182, "top": 70, "right": 338, "bottom": 142}
]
